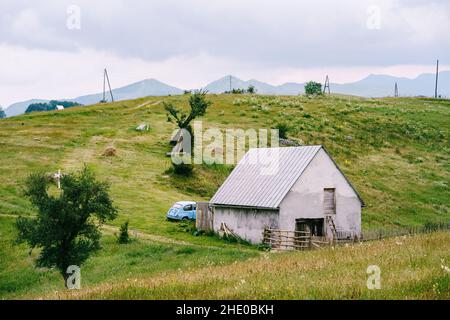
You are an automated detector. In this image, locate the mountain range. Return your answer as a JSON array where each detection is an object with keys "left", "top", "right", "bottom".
[{"left": 4, "top": 72, "right": 449, "bottom": 117}]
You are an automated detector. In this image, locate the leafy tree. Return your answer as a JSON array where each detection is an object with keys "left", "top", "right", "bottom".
[
  {"left": 118, "top": 221, "right": 130, "bottom": 244},
  {"left": 25, "top": 100, "right": 82, "bottom": 113},
  {"left": 164, "top": 89, "right": 212, "bottom": 135},
  {"left": 304, "top": 81, "right": 323, "bottom": 95},
  {"left": 0, "top": 108, "right": 6, "bottom": 119},
  {"left": 25, "top": 103, "right": 49, "bottom": 113},
  {"left": 231, "top": 88, "right": 245, "bottom": 94},
  {"left": 164, "top": 90, "right": 212, "bottom": 175},
  {"left": 247, "top": 85, "right": 256, "bottom": 94},
  {"left": 15, "top": 167, "right": 117, "bottom": 286}
]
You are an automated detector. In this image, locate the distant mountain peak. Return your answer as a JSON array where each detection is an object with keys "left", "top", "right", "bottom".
[{"left": 4, "top": 71, "right": 450, "bottom": 118}]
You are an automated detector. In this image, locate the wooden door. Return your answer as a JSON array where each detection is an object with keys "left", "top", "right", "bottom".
[{"left": 323, "top": 188, "right": 336, "bottom": 215}]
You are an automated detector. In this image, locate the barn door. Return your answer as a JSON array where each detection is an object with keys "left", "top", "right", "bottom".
[{"left": 323, "top": 188, "right": 336, "bottom": 215}]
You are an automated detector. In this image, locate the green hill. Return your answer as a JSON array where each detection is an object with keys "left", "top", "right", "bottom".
[{"left": 0, "top": 94, "right": 448, "bottom": 299}]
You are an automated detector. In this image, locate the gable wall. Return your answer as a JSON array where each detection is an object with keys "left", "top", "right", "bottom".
[{"left": 279, "top": 148, "right": 361, "bottom": 235}]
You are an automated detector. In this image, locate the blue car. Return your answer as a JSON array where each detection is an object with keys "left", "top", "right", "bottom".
[{"left": 166, "top": 201, "right": 197, "bottom": 221}]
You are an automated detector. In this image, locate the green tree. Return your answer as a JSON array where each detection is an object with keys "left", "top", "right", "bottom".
[
  {"left": 247, "top": 85, "right": 256, "bottom": 94},
  {"left": 0, "top": 108, "right": 6, "bottom": 119},
  {"left": 25, "top": 100, "right": 82, "bottom": 114},
  {"left": 15, "top": 167, "right": 117, "bottom": 287},
  {"left": 164, "top": 90, "right": 212, "bottom": 175},
  {"left": 164, "top": 89, "right": 211, "bottom": 135},
  {"left": 118, "top": 220, "right": 130, "bottom": 244},
  {"left": 304, "top": 81, "right": 323, "bottom": 95}
]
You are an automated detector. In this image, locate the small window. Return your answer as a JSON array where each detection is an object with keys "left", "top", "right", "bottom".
[{"left": 184, "top": 205, "right": 193, "bottom": 211}]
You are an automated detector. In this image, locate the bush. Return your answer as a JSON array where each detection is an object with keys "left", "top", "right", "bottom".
[
  {"left": 173, "top": 163, "right": 193, "bottom": 176},
  {"left": 273, "top": 123, "right": 289, "bottom": 139},
  {"left": 118, "top": 221, "right": 131, "bottom": 244},
  {"left": 304, "top": 81, "right": 323, "bottom": 95},
  {"left": 178, "top": 220, "right": 196, "bottom": 234}
]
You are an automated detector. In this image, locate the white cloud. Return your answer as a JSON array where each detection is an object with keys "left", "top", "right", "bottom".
[
  {"left": 0, "top": 0, "right": 449, "bottom": 106},
  {"left": 1, "top": 44, "right": 449, "bottom": 107}
]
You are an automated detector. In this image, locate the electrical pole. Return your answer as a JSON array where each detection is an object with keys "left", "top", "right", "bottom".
[
  {"left": 104, "top": 68, "right": 114, "bottom": 102},
  {"left": 229, "top": 75, "right": 232, "bottom": 93},
  {"left": 102, "top": 70, "right": 106, "bottom": 102},
  {"left": 394, "top": 82, "right": 398, "bottom": 98},
  {"left": 323, "top": 75, "right": 330, "bottom": 95},
  {"left": 434, "top": 59, "right": 439, "bottom": 99}
]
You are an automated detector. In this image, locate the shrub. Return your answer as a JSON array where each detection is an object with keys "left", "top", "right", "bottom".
[
  {"left": 178, "top": 220, "right": 196, "bottom": 234},
  {"left": 304, "top": 81, "right": 323, "bottom": 95},
  {"left": 173, "top": 163, "right": 194, "bottom": 176},
  {"left": 118, "top": 221, "right": 131, "bottom": 244},
  {"left": 273, "top": 123, "right": 289, "bottom": 139}
]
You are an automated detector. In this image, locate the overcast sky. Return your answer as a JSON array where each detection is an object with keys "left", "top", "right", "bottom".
[{"left": 0, "top": 0, "right": 449, "bottom": 107}]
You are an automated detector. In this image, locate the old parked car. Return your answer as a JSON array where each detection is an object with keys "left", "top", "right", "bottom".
[{"left": 166, "top": 201, "right": 196, "bottom": 221}]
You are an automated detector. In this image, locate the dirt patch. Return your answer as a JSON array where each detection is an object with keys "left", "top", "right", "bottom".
[{"left": 102, "top": 147, "right": 117, "bottom": 157}]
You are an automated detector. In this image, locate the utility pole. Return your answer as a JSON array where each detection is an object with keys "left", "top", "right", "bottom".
[
  {"left": 101, "top": 69, "right": 114, "bottom": 103},
  {"left": 434, "top": 59, "right": 439, "bottom": 99},
  {"left": 394, "top": 82, "right": 398, "bottom": 98},
  {"left": 229, "top": 75, "right": 232, "bottom": 93},
  {"left": 104, "top": 69, "right": 114, "bottom": 102},
  {"left": 102, "top": 70, "right": 106, "bottom": 102},
  {"left": 323, "top": 75, "right": 330, "bottom": 95}
]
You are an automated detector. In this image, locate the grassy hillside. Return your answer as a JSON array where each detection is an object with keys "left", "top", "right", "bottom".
[
  {"left": 0, "top": 94, "right": 449, "bottom": 299},
  {"left": 45, "top": 231, "right": 450, "bottom": 300}
]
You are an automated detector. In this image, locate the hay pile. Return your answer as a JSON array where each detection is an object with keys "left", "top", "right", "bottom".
[{"left": 102, "top": 147, "right": 117, "bottom": 157}]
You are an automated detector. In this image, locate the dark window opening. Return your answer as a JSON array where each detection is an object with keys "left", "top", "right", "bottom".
[{"left": 295, "top": 218, "right": 324, "bottom": 237}]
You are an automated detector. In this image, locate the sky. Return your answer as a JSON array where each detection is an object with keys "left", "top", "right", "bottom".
[{"left": 0, "top": 0, "right": 449, "bottom": 107}]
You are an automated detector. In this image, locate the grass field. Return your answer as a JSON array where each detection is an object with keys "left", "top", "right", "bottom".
[
  {"left": 47, "top": 231, "right": 450, "bottom": 300},
  {"left": 0, "top": 94, "right": 449, "bottom": 299}
]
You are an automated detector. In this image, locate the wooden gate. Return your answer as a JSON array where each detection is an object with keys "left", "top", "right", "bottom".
[
  {"left": 196, "top": 202, "right": 214, "bottom": 232},
  {"left": 262, "top": 228, "right": 329, "bottom": 251}
]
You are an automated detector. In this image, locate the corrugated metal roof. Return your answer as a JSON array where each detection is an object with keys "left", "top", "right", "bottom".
[{"left": 210, "top": 146, "right": 322, "bottom": 209}]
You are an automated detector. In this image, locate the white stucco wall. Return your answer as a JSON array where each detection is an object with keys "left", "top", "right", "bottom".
[
  {"left": 279, "top": 148, "right": 362, "bottom": 237},
  {"left": 213, "top": 207, "right": 279, "bottom": 244}
]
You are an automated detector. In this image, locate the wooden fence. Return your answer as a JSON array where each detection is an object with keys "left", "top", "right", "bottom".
[
  {"left": 262, "top": 228, "right": 329, "bottom": 251},
  {"left": 263, "top": 221, "right": 449, "bottom": 251}
]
